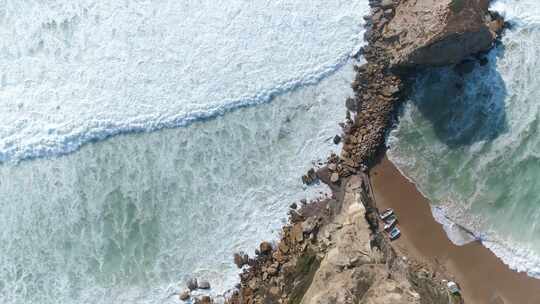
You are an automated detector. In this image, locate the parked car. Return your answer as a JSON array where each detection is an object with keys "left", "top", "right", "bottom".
[
  {"left": 388, "top": 227, "right": 401, "bottom": 240},
  {"left": 383, "top": 216, "right": 397, "bottom": 232},
  {"left": 379, "top": 208, "right": 394, "bottom": 220}
]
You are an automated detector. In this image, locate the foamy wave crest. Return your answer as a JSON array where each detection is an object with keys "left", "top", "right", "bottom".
[
  {"left": 0, "top": 0, "right": 368, "bottom": 163},
  {"left": 2, "top": 57, "right": 351, "bottom": 163},
  {"left": 434, "top": 200, "right": 540, "bottom": 278}
]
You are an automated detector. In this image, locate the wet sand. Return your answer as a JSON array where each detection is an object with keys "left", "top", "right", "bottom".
[{"left": 372, "top": 156, "right": 540, "bottom": 304}]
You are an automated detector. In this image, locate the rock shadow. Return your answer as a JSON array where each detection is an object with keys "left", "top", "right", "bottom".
[{"left": 408, "top": 45, "right": 508, "bottom": 148}]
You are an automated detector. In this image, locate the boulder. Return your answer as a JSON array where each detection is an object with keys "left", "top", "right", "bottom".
[
  {"left": 179, "top": 290, "right": 190, "bottom": 301},
  {"left": 260, "top": 241, "right": 273, "bottom": 255},
  {"left": 199, "top": 280, "right": 211, "bottom": 289},
  {"left": 187, "top": 278, "right": 198, "bottom": 291},
  {"left": 345, "top": 97, "right": 358, "bottom": 112},
  {"left": 328, "top": 163, "right": 337, "bottom": 171},
  {"left": 278, "top": 242, "right": 289, "bottom": 254},
  {"left": 233, "top": 252, "right": 250, "bottom": 268},
  {"left": 197, "top": 296, "right": 212, "bottom": 304},
  {"left": 381, "top": 0, "right": 394, "bottom": 9},
  {"left": 292, "top": 223, "right": 304, "bottom": 243},
  {"left": 302, "top": 168, "right": 318, "bottom": 185}
]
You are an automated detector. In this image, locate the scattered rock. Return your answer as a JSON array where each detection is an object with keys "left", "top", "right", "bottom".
[
  {"left": 381, "top": 0, "right": 394, "bottom": 9},
  {"left": 289, "top": 209, "right": 304, "bottom": 223},
  {"left": 179, "top": 290, "right": 190, "bottom": 301},
  {"left": 187, "top": 278, "right": 198, "bottom": 291},
  {"left": 278, "top": 242, "right": 289, "bottom": 254},
  {"left": 233, "top": 252, "right": 249, "bottom": 268},
  {"left": 302, "top": 168, "right": 318, "bottom": 185},
  {"left": 260, "top": 241, "right": 273, "bottom": 255},
  {"left": 197, "top": 295, "right": 212, "bottom": 304},
  {"left": 330, "top": 172, "right": 340, "bottom": 183},
  {"left": 345, "top": 97, "right": 358, "bottom": 112},
  {"left": 302, "top": 217, "right": 318, "bottom": 234},
  {"left": 381, "top": 84, "right": 400, "bottom": 97},
  {"left": 292, "top": 223, "right": 304, "bottom": 243},
  {"left": 328, "top": 163, "right": 337, "bottom": 171}
]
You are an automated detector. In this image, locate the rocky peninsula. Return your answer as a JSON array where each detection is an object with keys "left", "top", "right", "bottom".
[{"left": 182, "top": 0, "right": 510, "bottom": 303}]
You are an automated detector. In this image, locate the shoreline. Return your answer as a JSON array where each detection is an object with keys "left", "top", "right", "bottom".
[{"left": 372, "top": 156, "right": 540, "bottom": 304}]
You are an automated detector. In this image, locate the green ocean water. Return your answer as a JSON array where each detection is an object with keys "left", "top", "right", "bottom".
[{"left": 388, "top": 0, "right": 540, "bottom": 277}]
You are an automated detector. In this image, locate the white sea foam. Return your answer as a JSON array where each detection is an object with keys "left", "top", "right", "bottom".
[
  {"left": 0, "top": 0, "right": 368, "bottom": 162},
  {"left": 389, "top": 0, "right": 540, "bottom": 279}
]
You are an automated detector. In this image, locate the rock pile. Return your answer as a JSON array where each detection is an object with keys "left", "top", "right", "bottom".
[
  {"left": 225, "top": 197, "right": 330, "bottom": 304},
  {"left": 179, "top": 278, "right": 213, "bottom": 303}
]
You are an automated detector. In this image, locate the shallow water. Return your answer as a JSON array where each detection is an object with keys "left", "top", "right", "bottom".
[{"left": 388, "top": 0, "right": 540, "bottom": 278}]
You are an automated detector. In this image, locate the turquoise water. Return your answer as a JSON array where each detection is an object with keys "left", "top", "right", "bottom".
[{"left": 389, "top": 0, "right": 540, "bottom": 277}]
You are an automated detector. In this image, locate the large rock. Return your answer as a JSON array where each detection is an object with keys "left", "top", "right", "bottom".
[
  {"left": 179, "top": 290, "right": 190, "bottom": 301},
  {"left": 196, "top": 296, "right": 213, "bottom": 304},
  {"left": 233, "top": 252, "right": 249, "bottom": 268},
  {"left": 259, "top": 241, "right": 273, "bottom": 255},
  {"left": 199, "top": 280, "right": 211, "bottom": 289},
  {"left": 381, "top": 0, "right": 503, "bottom": 67},
  {"left": 187, "top": 278, "right": 198, "bottom": 291}
]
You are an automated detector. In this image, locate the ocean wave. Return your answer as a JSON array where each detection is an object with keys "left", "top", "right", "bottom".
[
  {"left": 1, "top": 55, "right": 353, "bottom": 163},
  {"left": 0, "top": 0, "right": 368, "bottom": 163}
]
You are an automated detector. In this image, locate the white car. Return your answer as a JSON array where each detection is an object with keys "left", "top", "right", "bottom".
[
  {"left": 379, "top": 208, "right": 394, "bottom": 220},
  {"left": 383, "top": 216, "right": 397, "bottom": 232}
]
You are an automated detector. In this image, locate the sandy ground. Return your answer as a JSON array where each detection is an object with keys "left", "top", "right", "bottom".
[{"left": 371, "top": 156, "right": 540, "bottom": 304}]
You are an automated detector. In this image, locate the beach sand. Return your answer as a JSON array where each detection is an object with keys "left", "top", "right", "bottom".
[{"left": 372, "top": 156, "right": 540, "bottom": 304}]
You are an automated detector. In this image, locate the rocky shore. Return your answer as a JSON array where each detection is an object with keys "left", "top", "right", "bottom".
[{"left": 182, "top": 0, "right": 505, "bottom": 303}]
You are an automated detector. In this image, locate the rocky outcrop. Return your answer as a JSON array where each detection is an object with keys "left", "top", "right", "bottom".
[{"left": 368, "top": 0, "right": 504, "bottom": 67}]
